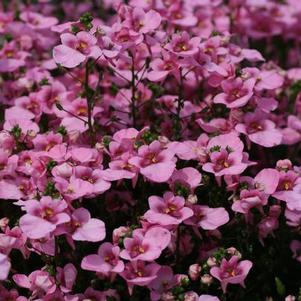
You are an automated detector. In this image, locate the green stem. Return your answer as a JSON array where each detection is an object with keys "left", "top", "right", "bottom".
[
  {"left": 84, "top": 60, "right": 96, "bottom": 146},
  {"left": 130, "top": 56, "right": 137, "bottom": 128},
  {"left": 174, "top": 68, "right": 184, "bottom": 140},
  {"left": 176, "top": 225, "right": 181, "bottom": 271}
]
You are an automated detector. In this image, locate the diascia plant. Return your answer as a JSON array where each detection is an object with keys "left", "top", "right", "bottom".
[{"left": 0, "top": 0, "right": 301, "bottom": 300}]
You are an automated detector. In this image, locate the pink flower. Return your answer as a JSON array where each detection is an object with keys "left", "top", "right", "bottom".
[
  {"left": 235, "top": 111, "right": 282, "bottom": 148},
  {"left": 53, "top": 31, "right": 102, "bottom": 68},
  {"left": 120, "top": 227, "right": 171, "bottom": 261},
  {"left": 231, "top": 189, "right": 267, "bottom": 220},
  {"left": 69, "top": 208, "right": 106, "bottom": 242},
  {"left": 165, "top": 32, "right": 201, "bottom": 57},
  {"left": 170, "top": 167, "right": 202, "bottom": 194},
  {"left": 13, "top": 270, "right": 56, "bottom": 296},
  {"left": 210, "top": 256, "right": 253, "bottom": 293},
  {"left": 170, "top": 134, "right": 209, "bottom": 162},
  {"left": 0, "top": 253, "right": 11, "bottom": 281},
  {"left": 144, "top": 192, "right": 193, "bottom": 226},
  {"left": 198, "top": 295, "right": 220, "bottom": 301},
  {"left": 81, "top": 242, "right": 124, "bottom": 274},
  {"left": 120, "top": 261, "right": 161, "bottom": 291},
  {"left": 285, "top": 207, "right": 301, "bottom": 227},
  {"left": 149, "top": 266, "right": 175, "bottom": 301},
  {"left": 147, "top": 51, "right": 179, "bottom": 82},
  {"left": 72, "top": 166, "right": 112, "bottom": 195},
  {"left": 185, "top": 205, "right": 229, "bottom": 230},
  {"left": 0, "top": 41, "right": 29, "bottom": 72},
  {"left": 213, "top": 77, "right": 255, "bottom": 108},
  {"left": 19, "top": 197, "right": 70, "bottom": 239},
  {"left": 253, "top": 168, "right": 280, "bottom": 194},
  {"left": 203, "top": 132, "right": 248, "bottom": 177},
  {"left": 273, "top": 170, "right": 301, "bottom": 210},
  {"left": 129, "top": 8, "right": 161, "bottom": 33},
  {"left": 56, "top": 263, "right": 77, "bottom": 293},
  {"left": 20, "top": 11, "right": 58, "bottom": 30},
  {"left": 255, "top": 70, "right": 284, "bottom": 91},
  {"left": 129, "top": 141, "right": 176, "bottom": 183}
]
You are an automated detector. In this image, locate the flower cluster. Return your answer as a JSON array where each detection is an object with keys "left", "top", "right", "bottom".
[{"left": 0, "top": 0, "right": 301, "bottom": 300}]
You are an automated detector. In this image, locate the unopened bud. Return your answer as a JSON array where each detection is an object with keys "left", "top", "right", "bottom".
[
  {"left": 201, "top": 274, "right": 213, "bottom": 285},
  {"left": 187, "top": 194, "right": 198, "bottom": 204},
  {"left": 188, "top": 264, "right": 201, "bottom": 281}
]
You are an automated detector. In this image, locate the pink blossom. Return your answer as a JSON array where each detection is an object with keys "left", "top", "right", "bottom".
[
  {"left": 81, "top": 242, "right": 124, "bottom": 274},
  {"left": 147, "top": 51, "right": 179, "bottom": 82},
  {"left": 210, "top": 256, "right": 253, "bottom": 292},
  {"left": 144, "top": 192, "right": 193, "bottom": 226},
  {"left": 56, "top": 263, "right": 77, "bottom": 293},
  {"left": 20, "top": 12, "right": 58, "bottom": 30},
  {"left": 203, "top": 132, "right": 248, "bottom": 177},
  {"left": 232, "top": 189, "right": 267, "bottom": 220},
  {"left": 149, "top": 266, "right": 175, "bottom": 301},
  {"left": 235, "top": 111, "right": 282, "bottom": 148},
  {"left": 19, "top": 197, "right": 70, "bottom": 239},
  {"left": 185, "top": 205, "right": 229, "bottom": 230},
  {"left": 69, "top": 208, "right": 106, "bottom": 242},
  {"left": 129, "top": 8, "right": 161, "bottom": 34},
  {"left": 0, "top": 253, "right": 11, "bottom": 280},
  {"left": 214, "top": 77, "right": 255, "bottom": 108},
  {"left": 120, "top": 261, "right": 161, "bottom": 290},
  {"left": 120, "top": 226, "right": 171, "bottom": 261},
  {"left": 13, "top": 270, "right": 56, "bottom": 296},
  {"left": 129, "top": 141, "right": 176, "bottom": 183},
  {"left": 165, "top": 32, "right": 201, "bottom": 57},
  {"left": 53, "top": 31, "right": 102, "bottom": 68},
  {"left": 198, "top": 295, "right": 220, "bottom": 301}
]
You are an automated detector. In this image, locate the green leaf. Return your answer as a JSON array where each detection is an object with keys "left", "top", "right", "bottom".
[{"left": 275, "top": 277, "right": 286, "bottom": 296}]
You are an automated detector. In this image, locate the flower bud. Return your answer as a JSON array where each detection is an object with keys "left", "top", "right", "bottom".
[
  {"left": 184, "top": 291, "right": 199, "bottom": 301},
  {"left": 226, "top": 247, "right": 242, "bottom": 258},
  {"left": 207, "top": 256, "right": 217, "bottom": 267},
  {"left": 161, "top": 292, "right": 175, "bottom": 301},
  {"left": 188, "top": 264, "right": 201, "bottom": 281},
  {"left": 201, "top": 274, "right": 213, "bottom": 285},
  {"left": 0, "top": 217, "right": 9, "bottom": 231},
  {"left": 187, "top": 194, "right": 198, "bottom": 205},
  {"left": 113, "top": 226, "right": 130, "bottom": 244},
  {"left": 285, "top": 296, "right": 296, "bottom": 301}
]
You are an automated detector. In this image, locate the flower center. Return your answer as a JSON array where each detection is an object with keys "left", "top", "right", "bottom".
[
  {"left": 283, "top": 180, "right": 292, "bottom": 190},
  {"left": 42, "top": 207, "right": 54, "bottom": 219}
]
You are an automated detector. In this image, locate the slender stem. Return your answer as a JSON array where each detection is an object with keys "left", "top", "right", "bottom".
[
  {"left": 57, "top": 105, "right": 88, "bottom": 124},
  {"left": 130, "top": 55, "right": 138, "bottom": 128},
  {"left": 134, "top": 60, "right": 149, "bottom": 89},
  {"left": 175, "top": 225, "right": 181, "bottom": 270},
  {"left": 84, "top": 60, "right": 96, "bottom": 146},
  {"left": 60, "top": 66, "right": 84, "bottom": 84},
  {"left": 111, "top": 67, "right": 131, "bottom": 84},
  {"left": 174, "top": 68, "right": 184, "bottom": 140}
]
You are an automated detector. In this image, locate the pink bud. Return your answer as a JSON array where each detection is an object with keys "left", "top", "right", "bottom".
[
  {"left": 161, "top": 292, "right": 175, "bottom": 301},
  {"left": 285, "top": 296, "right": 296, "bottom": 301},
  {"left": 207, "top": 257, "right": 217, "bottom": 267},
  {"left": 276, "top": 159, "right": 292, "bottom": 171},
  {"left": 184, "top": 291, "right": 199, "bottom": 301},
  {"left": 188, "top": 264, "right": 201, "bottom": 281},
  {"left": 0, "top": 218, "right": 9, "bottom": 231},
  {"left": 269, "top": 205, "right": 281, "bottom": 218},
  {"left": 201, "top": 274, "right": 213, "bottom": 285},
  {"left": 112, "top": 226, "right": 130, "bottom": 244},
  {"left": 226, "top": 247, "right": 241, "bottom": 258},
  {"left": 187, "top": 194, "right": 198, "bottom": 205}
]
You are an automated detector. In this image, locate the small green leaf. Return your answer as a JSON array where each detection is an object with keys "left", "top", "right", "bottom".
[{"left": 275, "top": 277, "right": 286, "bottom": 296}]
